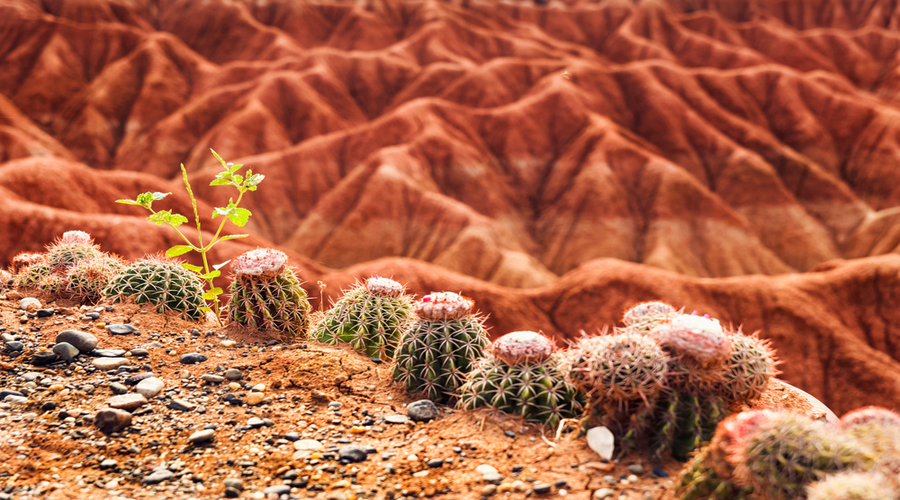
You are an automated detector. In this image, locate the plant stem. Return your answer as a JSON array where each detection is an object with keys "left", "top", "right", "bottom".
[{"left": 181, "top": 165, "right": 223, "bottom": 327}]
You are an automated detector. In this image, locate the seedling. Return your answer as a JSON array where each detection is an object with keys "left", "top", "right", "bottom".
[{"left": 116, "top": 149, "right": 264, "bottom": 324}]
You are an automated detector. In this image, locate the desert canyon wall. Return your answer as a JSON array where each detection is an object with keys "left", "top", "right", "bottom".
[{"left": 2, "top": 0, "right": 900, "bottom": 414}]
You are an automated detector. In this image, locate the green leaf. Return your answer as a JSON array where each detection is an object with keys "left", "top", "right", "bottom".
[
  {"left": 147, "top": 210, "right": 188, "bottom": 227},
  {"left": 210, "top": 173, "right": 232, "bottom": 186},
  {"left": 200, "top": 270, "right": 221, "bottom": 280},
  {"left": 199, "top": 306, "right": 213, "bottom": 313},
  {"left": 219, "top": 234, "right": 248, "bottom": 241},
  {"left": 165, "top": 245, "right": 193, "bottom": 257},
  {"left": 202, "top": 287, "right": 223, "bottom": 300},
  {"left": 212, "top": 260, "right": 231, "bottom": 270},
  {"left": 181, "top": 263, "right": 203, "bottom": 272},
  {"left": 233, "top": 174, "right": 243, "bottom": 186},
  {"left": 136, "top": 192, "right": 154, "bottom": 207},
  {"left": 244, "top": 173, "right": 264, "bottom": 189},
  {"left": 212, "top": 199, "right": 236, "bottom": 220},
  {"left": 210, "top": 148, "right": 226, "bottom": 167},
  {"left": 115, "top": 199, "right": 142, "bottom": 206},
  {"left": 227, "top": 207, "right": 252, "bottom": 227}
]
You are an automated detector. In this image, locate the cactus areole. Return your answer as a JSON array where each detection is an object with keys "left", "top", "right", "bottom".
[
  {"left": 232, "top": 248, "right": 288, "bottom": 279},
  {"left": 59, "top": 230, "right": 93, "bottom": 245},
  {"left": 491, "top": 330, "right": 556, "bottom": 364},
  {"left": 652, "top": 314, "right": 731, "bottom": 368},
  {"left": 416, "top": 292, "right": 474, "bottom": 320},
  {"left": 365, "top": 276, "right": 404, "bottom": 297}
]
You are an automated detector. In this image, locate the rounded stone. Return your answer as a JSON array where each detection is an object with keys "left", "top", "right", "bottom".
[
  {"left": 107, "top": 393, "right": 148, "bottom": 411},
  {"left": 94, "top": 408, "right": 132, "bottom": 434},
  {"left": 106, "top": 324, "right": 136, "bottom": 335},
  {"left": 135, "top": 377, "right": 165, "bottom": 399},
  {"left": 188, "top": 429, "right": 215, "bottom": 444},
  {"left": 52, "top": 342, "right": 79, "bottom": 361},
  {"left": 31, "top": 351, "right": 58, "bottom": 366},
  {"left": 56, "top": 330, "right": 98, "bottom": 353},
  {"left": 338, "top": 445, "right": 368, "bottom": 463},
  {"left": 93, "top": 357, "right": 130, "bottom": 370},
  {"left": 180, "top": 352, "right": 207, "bottom": 364},
  {"left": 407, "top": 400, "right": 440, "bottom": 422},
  {"left": 245, "top": 392, "right": 265, "bottom": 406},
  {"left": 224, "top": 368, "right": 242, "bottom": 380},
  {"left": 293, "top": 439, "right": 324, "bottom": 451},
  {"left": 19, "top": 298, "right": 41, "bottom": 312}
]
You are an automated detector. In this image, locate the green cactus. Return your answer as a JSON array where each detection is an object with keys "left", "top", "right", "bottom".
[
  {"left": 806, "top": 471, "right": 899, "bottom": 500},
  {"left": 64, "top": 255, "right": 126, "bottom": 304},
  {"left": 311, "top": 276, "right": 414, "bottom": 358},
  {"left": 45, "top": 230, "right": 102, "bottom": 272},
  {"left": 734, "top": 412, "right": 875, "bottom": 500},
  {"left": 676, "top": 446, "right": 756, "bottom": 500},
  {"left": 226, "top": 248, "right": 311, "bottom": 337},
  {"left": 392, "top": 292, "right": 489, "bottom": 404},
  {"left": 104, "top": 256, "right": 206, "bottom": 320},
  {"left": 16, "top": 261, "right": 51, "bottom": 289},
  {"left": 718, "top": 330, "right": 779, "bottom": 405},
  {"left": 459, "top": 331, "right": 585, "bottom": 427},
  {"left": 10, "top": 252, "right": 46, "bottom": 274},
  {"left": 840, "top": 407, "right": 900, "bottom": 477}
]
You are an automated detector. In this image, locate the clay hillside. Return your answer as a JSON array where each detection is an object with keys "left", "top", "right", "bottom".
[{"left": 2, "top": 0, "right": 900, "bottom": 416}]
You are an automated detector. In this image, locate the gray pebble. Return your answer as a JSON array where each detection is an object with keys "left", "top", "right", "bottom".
[
  {"left": 628, "top": 464, "right": 645, "bottom": 475},
  {"left": 94, "top": 408, "right": 132, "bottom": 434},
  {"left": 180, "top": 352, "right": 207, "bottom": 364},
  {"left": 106, "top": 324, "right": 136, "bottom": 335},
  {"left": 141, "top": 469, "right": 173, "bottom": 485},
  {"left": 407, "top": 400, "right": 440, "bottom": 422},
  {"left": 109, "top": 382, "right": 129, "bottom": 395},
  {"left": 338, "top": 445, "right": 367, "bottom": 463},
  {"left": 56, "top": 330, "right": 97, "bottom": 353},
  {"left": 263, "top": 485, "right": 290, "bottom": 496},
  {"left": 201, "top": 374, "right": 224, "bottom": 384},
  {"left": 189, "top": 429, "right": 215, "bottom": 444},
  {"left": 224, "top": 368, "right": 242, "bottom": 380},
  {"left": 223, "top": 478, "right": 244, "bottom": 491},
  {"left": 52, "top": 342, "right": 79, "bottom": 361},
  {"left": 5, "top": 341, "right": 23, "bottom": 352}
]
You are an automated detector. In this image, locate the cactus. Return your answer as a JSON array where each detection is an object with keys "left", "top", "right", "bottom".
[
  {"left": 104, "top": 256, "right": 206, "bottom": 319},
  {"left": 806, "top": 471, "right": 899, "bottom": 500},
  {"left": 676, "top": 446, "right": 756, "bottom": 500},
  {"left": 840, "top": 407, "right": 900, "bottom": 476},
  {"left": 311, "top": 276, "right": 414, "bottom": 358},
  {"left": 392, "top": 292, "right": 489, "bottom": 404},
  {"left": 17, "top": 261, "right": 51, "bottom": 289},
  {"left": 226, "top": 248, "right": 311, "bottom": 337},
  {"left": 10, "top": 252, "right": 46, "bottom": 274},
  {"left": 732, "top": 412, "right": 875, "bottom": 500},
  {"left": 718, "top": 330, "right": 779, "bottom": 405},
  {"left": 63, "top": 255, "right": 126, "bottom": 304},
  {"left": 622, "top": 301, "right": 679, "bottom": 334},
  {"left": 45, "top": 230, "right": 102, "bottom": 272},
  {"left": 650, "top": 314, "right": 732, "bottom": 390},
  {"left": 459, "top": 331, "right": 585, "bottom": 427}
]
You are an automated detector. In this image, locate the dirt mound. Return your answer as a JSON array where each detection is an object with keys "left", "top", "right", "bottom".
[{"left": 4, "top": 0, "right": 900, "bottom": 281}]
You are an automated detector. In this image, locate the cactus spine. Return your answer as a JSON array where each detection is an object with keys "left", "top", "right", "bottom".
[
  {"left": 105, "top": 256, "right": 206, "bottom": 319},
  {"left": 622, "top": 301, "right": 679, "bottom": 334},
  {"left": 718, "top": 330, "right": 779, "bottom": 405},
  {"left": 64, "top": 255, "right": 126, "bottom": 304},
  {"left": 806, "top": 471, "right": 899, "bottom": 500},
  {"left": 393, "top": 292, "right": 489, "bottom": 404},
  {"left": 45, "top": 230, "right": 102, "bottom": 272},
  {"left": 311, "top": 276, "right": 414, "bottom": 358},
  {"left": 460, "top": 331, "right": 585, "bottom": 427},
  {"left": 676, "top": 446, "right": 756, "bottom": 500},
  {"left": 226, "top": 248, "right": 311, "bottom": 337}
]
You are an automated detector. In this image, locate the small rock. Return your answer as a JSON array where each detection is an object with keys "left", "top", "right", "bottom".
[
  {"left": 476, "top": 464, "right": 499, "bottom": 475},
  {"left": 92, "top": 357, "right": 130, "bottom": 370},
  {"left": 129, "top": 348, "right": 149, "bottom": 358},
  {"left": 407, "top": 400, "right": 440, "bottom": 422},
  {"left": 628, "top": 464, "right": 644, "bottom": 475},
  {"left": 109, "top": 382, "right": 129, "bottom": 395},
  {"left": 224, "top": 368, "right": 242, "bottom": 380},
  {"left": 106, "top": 324, "right": 136, "bottom": 335},
  {"left": 223, "top": 478, "right": 244, "bottom": 491},
  {"left": 94, "top": 408, "right": 132, "bottom": 434},
  {"left": 52, "top": 342, "right": 79, "bottom": 361},
  {"left": 482, "top": 485, "right": 498, "bottom": 496},
  {"left": 412, "top": 470, "right": 429, "bottom": 478},
  {"left": 5, "top": 341, "right": 23, "bottom": 352},
  {"left": 168, "top": 399, "right": 196, "bottom": 412},
  {"left": 245, "top": 392, "right": 265, "bottom": 406},
  {"left": 201, "top": 374, "right": 224, "bottom": 384},
  {"left": 5, "top": 395, "right": 27, "bottom": 405},
  {"left": 108, "top": 393, "right": 148, "bottom": 411},
  {"left": 142, "top": 469, "right": 174, "bottom": 485},
  {"left": 19, "top": 298, "right": 41, "bottom": 311},
  {"left": 135, "top": 377, "right": 165, "bottom": 398},
  {"left": 36, "top": 308, "right": 54, "bottom": 318},
  {"left": 264, "top": 485, "right": 291, "bottom": 496},
  {"left": 125, "top": 372, "right": 154, "bottom": 386},
  {"left": 247, "top": 417, "right": 264, "bottom": 428},
  {"left": 482, "top": 472, "right": 504, "bottom": 484},
  {"left": 293, "top": 439, "right": 324, "bottom": 451},
  {"left": 91, "top": 349, "right": 127, "bottom": 357},
  {"left": 180, "top": 352, "right": 207, "bottom": 364},
  {"left": 533, "top": 483, "right": 552, "bottom": 495},
  {"left": 426, "top": 458, "right": 444, "bottom": 468},
  {"left": 504, "top": 430, "right": 516, "bottom": 438},
  {"left": 338, "top": 445, "right": 367, "bottom": 463},
  {"left": 31, "top": 351, "right": 58, "bottom": 366},
  {"left": 652, "top": 466, "right": 669, "bottom": 478},
  {"left": 594, "top": 488, "right": 615, "bottom": 499},
  {"left": 99, "top": 459, "right": 118, "bottom": 470},
  {"left": 188, "top": 429, "right": 215, "bottom": 444},
  {"left": 384, "top": 414, "right": 409, "bottom": 424},
  {"left": 587, "top": 426, "right": 615, "bottom": 460}
]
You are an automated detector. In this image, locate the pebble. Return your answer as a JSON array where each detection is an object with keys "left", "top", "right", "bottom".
[
  {"left": 168, "top": 399, "right": 196, "bottom": 411},
  {"left": 94, "top": 408, "right": 132, "bottom": 434},
  {"left": 108, "top": 393, "right": 148, "bottom": 411},
  {"left": 652, "top": 466, "right": 669, "bottom": 478},
  {"left": 92, "top": 357, "right": 130, "bottom": 370},
  {"left": 106, "top": 324, "right": 136, "bottom": 335},
  {"left": 293, "top": 439, "right": 324, "bottom": 451},
  {"left": 594, "top": 488, "right": 615, "bottom": 499},
  {"left": 533, "top": 483, "right": 552, "bottom": 494},
  {"left": 5, "top": 395, "right": 27, "bottom": 405},
  {"left": 56, "top": 330, "right": 97, "bottom": 352},
  {"left": 628, "top": 464, "right": 645, "bottom": 475},
  {"left": 220, "top": 340, "right": 237, "bottom": 347},
  {"left": 0, "top": 390, "right": 24, "bottom": 400},
  {"left": 412, "top": 470, "right": 429, "bottom": 478},
  {"left": 135, "top": 377, "right": 165, "bottom": 398},
  {"left": 245, "top": 392, "right": 265, "bottom": 406},
  {"left": 338, "top": 445, "right": 367, "bottom": 463},
  {"left": 476, "top": 464, "right": 499, "bottom": 475},
  {"left": 5, "top": 341, "right": 23, "bottom": 351},
  {"left": 109, "top": 382, "right": 129, "bottom": 394},
  {"left": 482, "top": 485, "right": 498, "bottom": 496},
  {"left": 91, "top": 349, "right": 127, "bottom": 357},
  {"left": 188, "top": 429, "right": 215, "bottom": 444},
  {"left": 31, "top": 351, "right": 58, "bottom": 366},
  {"left": 129, "top": 348, "right": 149, "bottom": 357},
  {"left": 142, "top": 468, "right": 174, "bottom": 485},
  {"left": 223, "top": 478, "right": 244, "bottom": 491},
  {"left": 482, "top": 472, "right": 504, "bottom": 484},
  {"left": 52, "top": 342, "right": 79, "bottom": 361},
  {"left": 263, "top": 485, "right": 290, "bottom": 496},
  {"left": 426, "top": 458, "right": 444, "bottom": 468},
  {"left": 384, "top": 414, "right": 409, "bottom": 424},
  {"left": 201, "top": 374, "right": 224, "bottom": 384},
  {"left": 407, "top": 400, "right": 440, "bottom": 422},
  {"left": 36, "top": 308, "right": 54, "bottom": 317},
  {"left": 504, "top": 430, "right": 516, "bottom": 438},
  {"left": 247, "top": 417, "right": 265, "bottom": 428},
  {"left": 224, "top": 368, "right": 242, "bottom": 380},
  {"left": 180, "top": 352, "right": 207, "bottom": 364},
  {"left": 19, "top": 298, "right": 41, "bottom": 311},
  {"left": 125, "top": 372, "right": 154, "bottom": 385}
]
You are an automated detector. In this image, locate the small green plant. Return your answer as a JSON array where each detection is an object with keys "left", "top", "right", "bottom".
[{"left": 116, "top": 149, "right": 263, "bottom": 324}]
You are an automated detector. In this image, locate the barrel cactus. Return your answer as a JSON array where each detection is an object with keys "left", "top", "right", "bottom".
[
  {"left": 392, "top": 292, "right": 489, "bottom": 403},
  {"left": 64, "top": 255, "right": 126, "bottom": 304},
  {"left": 806, "top": 471, "right": 899, "bottom": 500},
  {"left": 16, "top": 261, "right": 51, "bottom": 289},
  {"left": 104, "top": 256, "right": 206, "bottom": 319},
  {"left": 46, "top": 230, "right": 103, "bottom": 272},
  {"left": 460, "top": 331, "right": 585, "bottom": 427},
  {"left": 10, "top": 252, "right": 46, "bottom": 274},
  {"left": 718, "top": 329, "right": 779, "bottom": 405},
  {"left": 650, "top": 313, "right": 732, "bottom": 390},
  {"left": 311, "top": 276, "right": 414, "bottom": 358},
  {"left": 622, "top": 300, "right": 679, "bottom": 334},
  {"left": 226, "top": 248, "right": 311, "bottom": 337},
  {"left": 676, "top": 446, "right": 756, "bottom": 500}
]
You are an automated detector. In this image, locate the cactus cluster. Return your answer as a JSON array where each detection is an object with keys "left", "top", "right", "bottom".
[
  {"left": 392, "top": 292, "right": 489, "bottom": 403},
  {"left": 45, "top": 230, "right": 103, "bottom": 272},
  {"left": 226, "top": 248, "right": 311, "bottom": 337},
  {"left": 563, "top": 302, "right": 779, "bottom": 461},
  {"left": 64, "top": 254, "right": 126, "bottom": 303},
  {"left": 311, "top": 276, "right": 414, "bottom": 358},
  {"left": 460, "top": 331, "right": 585, "bottom": 427},
  {"left": 105, "top": 256, "right": 206, "bottom": 319}
]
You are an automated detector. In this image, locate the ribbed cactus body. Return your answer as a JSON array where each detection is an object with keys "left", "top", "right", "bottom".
[
  {"left": 735, "top": 413, "right": 874, "bottom": 500},
  {"left": 105, "top": 257, "right": 206, "bottom": 319},
  {"left": 841, "top": 407, "right": 900, "bottom": 476},
  {"left": 393, "top": 292, "right": 489, "bottom": 404},
  {"left": 64, "top": 255, "right": 126, "bottom": 303},
  {"left": 676, "top": 446, "right": 756, "bottom": 500},
  {"left": 718, "top": 332, "right": 779, "bottom": 404},
  {"left": 622, "top": 301, "right": 678, "bottom": 334},
  {"left": 17, "top": 262, "right": 50, "bottom": 288},
  {"left": 460, "top": 331, "right": 584, "bottom": 427},
  {"left": 806, "top": 471, "right": 899, "bottom": 500},
  {"left": 651, "top": 314, "right": 731, "bottom": 391},
  {"left": 226, "top": 248, "right": 311, "bottom": 337},
  {"left": 10, "top": 252, "right": 46, "bottom": 274},
  {"left": 311, "top": 277, "right": 414, "bottom": 358},
  {"left": 46, "top": 231, "right": 102, "bottom": 272}
]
